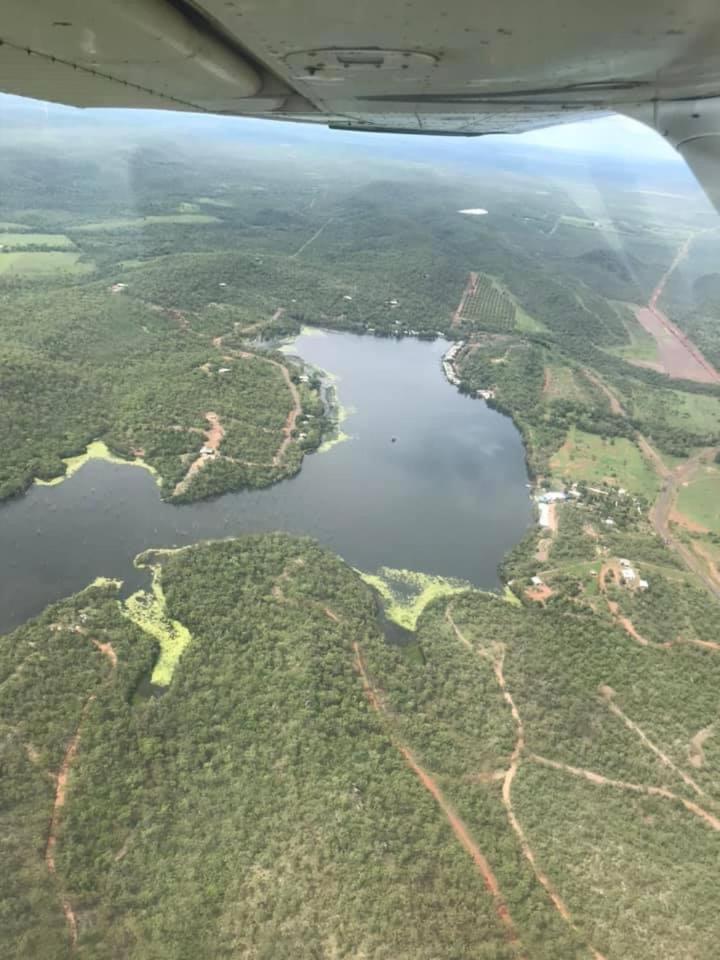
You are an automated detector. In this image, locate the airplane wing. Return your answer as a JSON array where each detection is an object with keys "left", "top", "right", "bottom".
[{"left": 2, "top": 0, "right": 720, "bottom": 193}]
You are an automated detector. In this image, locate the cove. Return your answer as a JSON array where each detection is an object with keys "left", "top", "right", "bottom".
[{"left": 0, "top": 331, "right": 533, "bottom": 635}]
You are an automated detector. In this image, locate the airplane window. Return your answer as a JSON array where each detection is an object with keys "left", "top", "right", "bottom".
[{"left": 2, "top": 93, "right": 720, "bottom": 960}]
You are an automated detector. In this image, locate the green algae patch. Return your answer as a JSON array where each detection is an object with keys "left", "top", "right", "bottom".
[
  {"left": 318, "top": 394, "right": 354, "bottom": 454},
  {"left": 121, "top": 565, "right": 192, "bottom": 686},
  {"left": 359, "top": 566, "right": 471, "bottom": 631},
  {"left": 503, "top": 585, "right": 522, "bottom": 606},
  {"left": 34, "top": 440, "right": 159, "bottom": 488}
]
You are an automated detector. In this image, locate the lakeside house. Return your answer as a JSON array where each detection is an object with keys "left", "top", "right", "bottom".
[
  {"left": 441, "top": 341, "right": 464, "bottom": 386},
  {"left": 538, "top": 491, "right": 567, "bottom": 504}
]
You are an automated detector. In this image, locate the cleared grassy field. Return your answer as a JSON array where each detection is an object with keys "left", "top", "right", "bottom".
[
  {"left": 0, "top": 232, "right": 75, "bottom": 249},
  {"left": 608, "top": 305, "right": 661, "bottom": 364},
  {"left": 543, "top": 364, "right": 593, "bottom": 403},
  {"left": 630, "top": 384, "right": 720, "bottom": 435},
  {"left": 676, "top": 465, "right": 720, "bottom": 533},
  {"left": 73, "top": 213, "right": 221, "bottom": 230},
  {"left": 551, "top": 426, "right": 659, "bottom": 498},
  {"left": 514, "top": 305, "right": 547, "bottom": 332},
  {"left": 0, "top": 251, "right": 93, "bottom": 277}
]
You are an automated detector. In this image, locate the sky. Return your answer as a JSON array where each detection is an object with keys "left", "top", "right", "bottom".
[
  {"left": 520, "top": 114, "right": 679, "bottom": 161},
  {"left": 0, "top": 92, "right": 681, "bottom": 165}
]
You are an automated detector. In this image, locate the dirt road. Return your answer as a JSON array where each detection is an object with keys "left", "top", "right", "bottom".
[
  {"left": 529, "top": 753, "right": 720, "bottom": 832},
  {"left": 599, "top": 686, "right": 707, "bottom": 799},
  {"left": 352, "top": 639, "right": 523, "bottom": 947},
  {"left": 272, "top": 363, "right": 301, "bottom": 465},
  {"left": 445, "top": 608, "right": 606, "bottom": 960},
  {"left": 290, "top": 217, "right": 334, "bottom": 258},
  {"left": 172, "top": 412, "right": 225, "bottom": 497},
  {"left": 452, "top": 271, "right": 479, "bottom": 328},
  {"left": 582, "top": 368, "right": 625, "bottom": 416},
  {"left": 45, "top": 696, "right": 97, "bottom": 948},
  {"left": 648, "top": 445, "right": 720, "bottom": 599}
]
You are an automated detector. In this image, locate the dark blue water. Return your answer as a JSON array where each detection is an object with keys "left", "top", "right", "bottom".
[{"left": 0, "top": 331, "right": 532, "bottom": 633}]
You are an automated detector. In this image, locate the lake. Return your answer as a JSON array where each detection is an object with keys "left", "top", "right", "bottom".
[{"left": 0, "top": 330, "right": 532, "bottom": 634}]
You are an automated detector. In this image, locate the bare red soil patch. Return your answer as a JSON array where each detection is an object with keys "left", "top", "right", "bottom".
[
  {"left": 452, "top": 271, "right": 479, "bottom": 327},
  {"left": 632, "top": 235, "right": 720, "bottom": 383},
  {"left": 634, "top": 306, "right": 720, "bottom": 382},
  {"left": 91, "top": 639, "right": 117, "bottom": 668},
  {"left": 173, "top": 412, "right": 225, "bottom": 496},
  {"left": 670, "top": 507, "right": 710, "bottom": 534},
  {"left": 525, "top": 584, "right": 554, "bottom": 603}
]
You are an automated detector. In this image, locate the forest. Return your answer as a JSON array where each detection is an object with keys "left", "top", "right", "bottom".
[{"left": 5, "top": 532, "right": 720, "bottom": 960}]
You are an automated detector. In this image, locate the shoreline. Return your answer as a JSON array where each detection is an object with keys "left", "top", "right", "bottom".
[{"left": 34, "top": 439, "right": 159, "bottom": 489}]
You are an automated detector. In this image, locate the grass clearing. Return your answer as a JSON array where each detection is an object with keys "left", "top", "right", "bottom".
[
  {"left": 630, "top": 384, "right": 720, "bottom": 436},
  {"left": 608, "top": 303, "right": 661, "bottom": 364},
  {"left": 73, "top": 214, "right": 221, "bottom": 231},
  {"left": 551, "top": 426, "right": 659, "bottom": 498},
  {"left": 0, "top": 232, "right": 75, "bottom": 249},
  {"left": 514, "top": 304, "right": 547, "bottom": 332},
  {"left": 0, "top": 251, "right": 93, "bottom": 277},
  {"left": 544, "top": 364, "right": 592, "bottom": 403},
  {"left": 677, "top": 464, "right": 720, "bottom": 534}
]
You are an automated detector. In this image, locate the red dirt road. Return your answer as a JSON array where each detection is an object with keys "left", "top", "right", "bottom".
[
  {"left": 46, "top": 696, "right": 96, "bottom": 948},
  {"left": 452, "top": 271, "right": 479, "bottom": 327},
  {"left": 633, "top": 235, "right": 720, "bottom": 383},
  {"left": 447, "top": 610, "right": 607, "bottom": 960},
  {"left": 173, "top": 412, "right": 225, "bottom": 496},
  {"left": 352, "top": 640, "right": 523, "bottom": 948},
  {"left": 530, "top": 754, "right": 720, "bottom": 832}
]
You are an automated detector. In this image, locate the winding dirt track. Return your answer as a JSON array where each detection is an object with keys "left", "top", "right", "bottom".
[
  {"left": 578, "top": 356, "right": 720, "bottom": 603},
  {"left": 91, "top": 638, "right": 118, "bottom": 668},
  {"left": 648, "top": 445, "right": 720, "bottom": 600},
  {"left": 582, "top": 368, "right": 625, "bottom": 416},
  {"left": 598, "top": 686, "right": 707, "bottom": 800},
  {"left": 352, "top": 639, "right": 524, "bottom": 950},
  {"left": 272, "top": 363, "right": 302, "bottom": 465},
  {"left": 172, "top": 335, "right": 302, "bottom": 494},
  {"left": 217, "top": 347, "right": 301, "bottom": 467},
  {"left": 172, "top": 412, "right": 225, "bottom": 496},
  {"left": 445, "top": 608, "right": 607, "bottom": 960},
  {"left": 529, "top": 754, "right": 720, "bottom": 832},
  {"left": 45, "top": 696, "right": 96, "bottom": 948}
]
